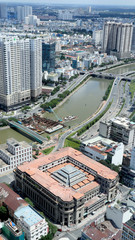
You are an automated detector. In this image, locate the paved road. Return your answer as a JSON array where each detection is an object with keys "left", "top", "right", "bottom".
[
  {"left": 55, "top": 76, "right": 121, "bottom": 150},
  {"left": 0, "top": 172, "right": 14, "bottom": 184}
]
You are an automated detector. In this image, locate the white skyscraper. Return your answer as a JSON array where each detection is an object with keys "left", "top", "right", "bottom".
[
  {"left": 93, "top": 30, "right": 103, "bottom": 46},
  {"left": 0, "top": 37, "right": 42, "bottom": 111},
  {"left": 30, "top": 38, "right": 42, "bottom": 99},
  {"left": 0, "top": 4, "right": 7, "bottom": 19},
  {"left": 16, "top": 5, "right": 32, "bottom": 22},
  {"left": 0, "top": 37, "right": 31, "bottom": 111},
  {"left": 103, "top": 21, "right": 133, "bottom": 59}
]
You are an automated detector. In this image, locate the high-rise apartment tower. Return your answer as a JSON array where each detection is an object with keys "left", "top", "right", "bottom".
[{"left": 103, "top": 21, "right": 133, "bottom": 59}]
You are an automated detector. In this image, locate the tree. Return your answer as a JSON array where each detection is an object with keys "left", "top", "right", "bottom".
[
  {"left": 36, "top": 149, "right": 39, "bottom": 156},
  {"left": 24, "top": 197, "right": 34, "bottom": 207},
  {"left": 0, "top": 206, "right": 8, "bottom": 221}
]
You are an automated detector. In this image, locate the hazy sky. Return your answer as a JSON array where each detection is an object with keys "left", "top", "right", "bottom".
[{"left": 2, "top": 0, "right": 135, "bottom": 5}]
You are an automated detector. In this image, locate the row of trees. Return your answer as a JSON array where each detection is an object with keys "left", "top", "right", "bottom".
[
  {"left": 51, "top": 86, "right": 60, "bottom": 96},
  {"left": 103, "top": 81, "right": 113, "bottom": 101},
  {"left": 41, "top": 90, "right": 70, "bottom": 110}
]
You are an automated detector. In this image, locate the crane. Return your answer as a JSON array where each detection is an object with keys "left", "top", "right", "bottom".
[{"left": 49, "top": 106, "right": 63, "bottom": 122}]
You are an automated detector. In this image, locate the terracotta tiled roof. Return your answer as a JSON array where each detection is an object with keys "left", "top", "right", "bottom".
[
  {"left": 0, "top": 183, "right": 28, "bottom": 213},
  {"left": 17, "top": 148, "right": 118, "bottom": 202}
]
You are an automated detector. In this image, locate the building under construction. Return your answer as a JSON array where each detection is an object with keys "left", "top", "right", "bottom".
[{"left": 21, "top": 114, "right": 64, "bottom": 134}]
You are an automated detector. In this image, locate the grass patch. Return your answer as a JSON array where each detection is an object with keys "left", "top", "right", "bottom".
[
  {"left": 129, "top": 79, "right": 135, "bottom": 99},
  {"left": 64, "top": 139, "right": 80, "bottom": 150},
  {"left": 42, "top": 146, "right": 55, "bottom": 155}
]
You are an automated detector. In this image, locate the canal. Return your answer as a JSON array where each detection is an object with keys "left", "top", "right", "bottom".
[
  {"left": 0, "top": 77, "right": 110, "bottom": 143},
  {"left": 1, "top": 63, "right": 135, "bottom": 144},
  {"left": 43, "top": 78, "right": 110, "bottom": 127},
  {"left": 105, "top": 63, "right": 135, "bottom": 75}
]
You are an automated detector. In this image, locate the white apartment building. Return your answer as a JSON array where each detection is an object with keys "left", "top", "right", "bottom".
[
  {"left": 30, "top": 38, "right": 42, "bottom": 99},
  {"left": 99, "top": 117, "right": 135, "bottom": 147},
  {"left": 0, "top": 3, "right": 7, "bottom": 19},
  {"left": 58, "top": 10, "right": 73, "bottom": 20},
  {"left": 93, "top": 30, "right": 103, "bottom": 46},
  {"left": 0, "top": 37, "right": 31, "bottom": 111},
  {"left": 25, "top": 15, "right": 40, "bottom": 26},
  {"left": 0, "top": 36, "right": 42, "bottom": 110},
  {"left": 0, "top": 138, "right": 32, "bottom": 167},
  {"left": 14, "top": 205, "right": 48, "bottom": 240},
  {"left": 103, "top": 21, "right": 133, "bottom": 59},
  {"left": 106, "top": 204, "right": 132, "bottom": 229},
  {"left": 17, "top": 5, "right": 32, "bottom": 22},
  {"left": 81, "top": 136, "right": 124, "bottom": 166}
]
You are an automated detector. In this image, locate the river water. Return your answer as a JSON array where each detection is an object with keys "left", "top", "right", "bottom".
[
  {"left": 1, "top": 63, "right": 135, "bottom": 144},
  {"left": 43, "top": 78, "right": 110, "bottom": 127}
]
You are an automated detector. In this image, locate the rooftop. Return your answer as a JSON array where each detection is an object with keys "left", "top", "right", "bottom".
[
  {"left": 0, "top": 183, "right": 28, "bottom": 212},
  {"left": 17, "top": 148, "right": 118, "bottom": 202},
  {"left": 82, "top": 220, "right": 122, "bottom": 240},
  {"left": 52, "top": 164, "right": 86, "bottom": 187},
  {"left": 14, "top": 205, "right": 44, "bottom": 227}
]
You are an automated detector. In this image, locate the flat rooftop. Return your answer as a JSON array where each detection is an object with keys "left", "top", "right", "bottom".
[
  {"left": 82, "top": 136, "right": 117, "bottom": 146},
  {"left": 111, "top": 117, "right": 135, "bottom": 129},
  {"left": 83, "top": 220, "right": 122, "bottom": 240},
  {"left": 14, "top": 205, "right": 44, "bottom": 227}
]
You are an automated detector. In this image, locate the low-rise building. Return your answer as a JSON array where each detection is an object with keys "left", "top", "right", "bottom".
[
  {"left": 14, "top": 205, "right": 48, "bottom": 240},
  {"left": 81, "top": 136, "right": 124, "bottom": 166},
  {"left": 14, "top": 147, "right": 118, "bottom": 226},
  {"left": 0, "top": 183, "right": 48, "bottom": 240},
  {"left": 0, "top": 183, "right": 28, "bottom": 217},
  {"left": 47, "top": 73, "right": 58, "bottom": 82},
  {"left": 99, "top": 117, "right": 135, "bottom": 147},
  {"left": 81, "top": 220, "right": 122, "bottom": 240},
  {"left": 106, "top": 204, "right": 132, "bottom": 229},
  {"left": 0, "top": 138, "right": 32, "bottom": 173},
  {"left": 2, "top": 219, "right": 24, "bottom": 240}
]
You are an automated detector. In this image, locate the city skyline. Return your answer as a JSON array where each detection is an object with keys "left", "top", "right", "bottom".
[{"left": 1, "top": 0, "right": 135, "bottom": 6}]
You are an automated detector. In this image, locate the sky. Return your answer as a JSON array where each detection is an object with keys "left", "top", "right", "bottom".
[{"left": 2, "top": 0, "right": 135, "bottom": 5}]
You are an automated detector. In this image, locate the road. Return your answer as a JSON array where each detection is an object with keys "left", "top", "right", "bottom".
[{"left": 55, "top": 76, "right": 122, "bottom": 150}]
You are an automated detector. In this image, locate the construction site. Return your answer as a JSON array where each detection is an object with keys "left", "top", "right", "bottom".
[{"left": 21, "top": 114, "right": 64, "bottom": 134}]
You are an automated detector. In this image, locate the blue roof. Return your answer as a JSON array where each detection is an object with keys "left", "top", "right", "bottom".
[{"left": 14, "top": 205, "right": 44, "bottom": 227}]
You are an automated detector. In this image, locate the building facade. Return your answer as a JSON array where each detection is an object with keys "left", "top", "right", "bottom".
[
  {"left": 0, "top": 183, "right": 48, "bottom": 240},
  {"left": 42, "top": 41, "right": 55, "bottom": 73},
  {"left": 0, "top": 37, "right": 42, "bottom": 110},
  {"left": 103, "top": 21, "right": 133, "bottom": 59},
  {"left": 81, "top": 136, "right": 124, "bottom": 166},
  {"left": 14, "top": 205, "right": 48, "bottom": 240},
  {"left": 122, "top": 217, "right": 135, "bottom": 240},
  {"left": 0, "top": 4, "right": 7, "bottom": 19},
  {"left": 30, "top": 38, "right": 42, "bottom": 99},
  {"left": 0, "top": 138, "right": 32, "bottom": 172},
  {"left": 16, "top": 5, "right": 32, "bottom": 22},
  {"left": 0, "top": 37, "right": 31, "bottom": 111},
  {"left": 99, "top": 117, "right": 135, "bottom": 147},
  {"left": 14, "top": 148, "right": 118, "bottom": 226}
]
